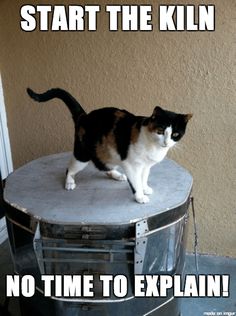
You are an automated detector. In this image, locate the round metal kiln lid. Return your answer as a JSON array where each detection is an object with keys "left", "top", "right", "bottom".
[{"left": 4, "top": 152, "right": 192, "bottom": 225}]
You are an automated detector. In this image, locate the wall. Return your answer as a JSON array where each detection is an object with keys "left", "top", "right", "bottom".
[{"left": 0, "top": 0, "right": 235, "bottom": 257}]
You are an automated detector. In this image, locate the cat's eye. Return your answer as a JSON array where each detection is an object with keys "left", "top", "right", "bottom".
[{"left": 172, "top": 132, "right": 180, "bottom": 138}]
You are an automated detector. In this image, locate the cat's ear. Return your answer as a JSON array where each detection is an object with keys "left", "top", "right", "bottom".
[
  {"left": 151, "top": 106, "right": 164, "bottom": 119},
  {"left": 184, "top": 113, "right": 193, "bottom": 123}
]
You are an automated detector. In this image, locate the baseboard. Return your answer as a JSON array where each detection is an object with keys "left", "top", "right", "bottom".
[{"left": 0, "top": 217, "right": 8, "bottom": 244}]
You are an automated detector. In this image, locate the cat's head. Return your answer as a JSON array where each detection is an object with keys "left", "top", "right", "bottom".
[{"left": 147, "top": 106, "right": 193, "bottom": 148}]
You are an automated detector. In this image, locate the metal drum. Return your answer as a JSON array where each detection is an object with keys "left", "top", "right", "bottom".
[{"left": 4, "top": 152, "right": 192, "bottom": 316}]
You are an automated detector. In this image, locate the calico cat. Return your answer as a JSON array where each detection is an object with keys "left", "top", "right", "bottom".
[{"left": 27, "top": 88, "right": 192, "bottom": 204}]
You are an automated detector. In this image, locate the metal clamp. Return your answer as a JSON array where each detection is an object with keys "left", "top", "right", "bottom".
[{"left": 134, "top": 219, "right": 148, "bottom": 274}]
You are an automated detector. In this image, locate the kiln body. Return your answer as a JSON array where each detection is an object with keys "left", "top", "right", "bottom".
[{"left": 4, "top": 152, "right": 192, "bottom": 316}]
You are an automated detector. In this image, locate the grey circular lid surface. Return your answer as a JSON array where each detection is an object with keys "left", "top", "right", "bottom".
[{"left": 4, "top": 152, "right": 192, "bottom": 225}]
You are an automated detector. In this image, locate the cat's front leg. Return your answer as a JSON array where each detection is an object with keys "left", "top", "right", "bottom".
[
  {"left": 122, "top": 163, "right": 149, "bottom": 204},
  {"left": 142, "top": 165, "right": 153, "bottom": 195}
]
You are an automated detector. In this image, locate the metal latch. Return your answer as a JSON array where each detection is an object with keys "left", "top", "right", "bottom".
[{"left": 134, "top": 219, "right": 148, "bottom": 274}]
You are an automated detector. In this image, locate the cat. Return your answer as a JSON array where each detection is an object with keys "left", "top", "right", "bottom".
[{"left": 27, "top": 88, "right": 192, "bottom": 204}]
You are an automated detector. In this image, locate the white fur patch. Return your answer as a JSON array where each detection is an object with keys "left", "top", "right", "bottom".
[
  {"left": 120, "top": 125, "right": 176, "bottom": 203},
  {"left": 65, "top": 157, "right": 88, "bottom": 190},
  {"left": 154, "top": 126, "right": 176, "bottom": 149}
]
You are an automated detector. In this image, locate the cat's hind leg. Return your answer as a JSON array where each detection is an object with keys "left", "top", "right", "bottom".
[
  {"left": 106, "top": 169, "right": 127, "bottom": 181},
  {"left": 65, "top": 156, "right": 88, "bottom": 190}
]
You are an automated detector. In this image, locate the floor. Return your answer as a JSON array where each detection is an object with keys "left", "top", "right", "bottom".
[
  {"left": 0, "top": 240, "right": 235, "bottom": 316},
  {"left": 182, "top": 254, "right": 236, "bottom": 316}
]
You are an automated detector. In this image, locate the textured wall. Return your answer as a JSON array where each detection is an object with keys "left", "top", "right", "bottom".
[{"left": 0, "top": 0, "right": 235, "bottom": 257}]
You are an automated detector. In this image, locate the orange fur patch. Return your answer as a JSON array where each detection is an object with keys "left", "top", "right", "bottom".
[
  {"left": 147, "top": 121, "right": 157, "bottom": 133},
  {"left": 114, "top": 110, "right": 126, "bottom": 119},
  {"left": 95, "top": 133, "right": 116, "bottom": 163},
  {"left": 131, "top": 124, "right": 139, "bottom": 143},
  {"left": 78, "top": 127, "right": 85, "bottom": 141},
  {"left": 185, "top": 113, "right": 193, "bottom": 122}
]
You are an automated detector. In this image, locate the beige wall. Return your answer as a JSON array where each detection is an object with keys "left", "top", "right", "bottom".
[{"left": 0, "top": 0, "right": 235, "bottom": 256}]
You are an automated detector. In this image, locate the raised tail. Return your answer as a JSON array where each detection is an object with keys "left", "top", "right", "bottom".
[{"left": 27, "top": 88, "right": 86, "bottom": 122}]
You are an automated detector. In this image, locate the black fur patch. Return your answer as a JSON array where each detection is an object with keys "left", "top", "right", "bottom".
[
  {"left": 149, "top": 106, "right": 191, "bottom": 142},
  {"left": 92, "top": 157, "right": 110, "bottom": 171}
]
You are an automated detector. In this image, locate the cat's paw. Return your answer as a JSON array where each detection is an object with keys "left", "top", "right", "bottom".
[
  {"left": 65, "top": 182, "right": 76, "bottom": 190},
  {"left": 117, "top": 174, "right": 127, "bottom": 181},
  {"left": 106, "top": 170, "right": 127, "bottom": 181},
  {"left": 135, "top": 194, "right": 150, "bottom": 204},
  {"left": 143, "top": 186, "right": 153, "bottom": 195}
]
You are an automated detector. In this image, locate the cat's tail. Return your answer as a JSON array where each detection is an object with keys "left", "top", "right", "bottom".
[{"left": 27, "top": 88, "right": 86, "bottom": 122}]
